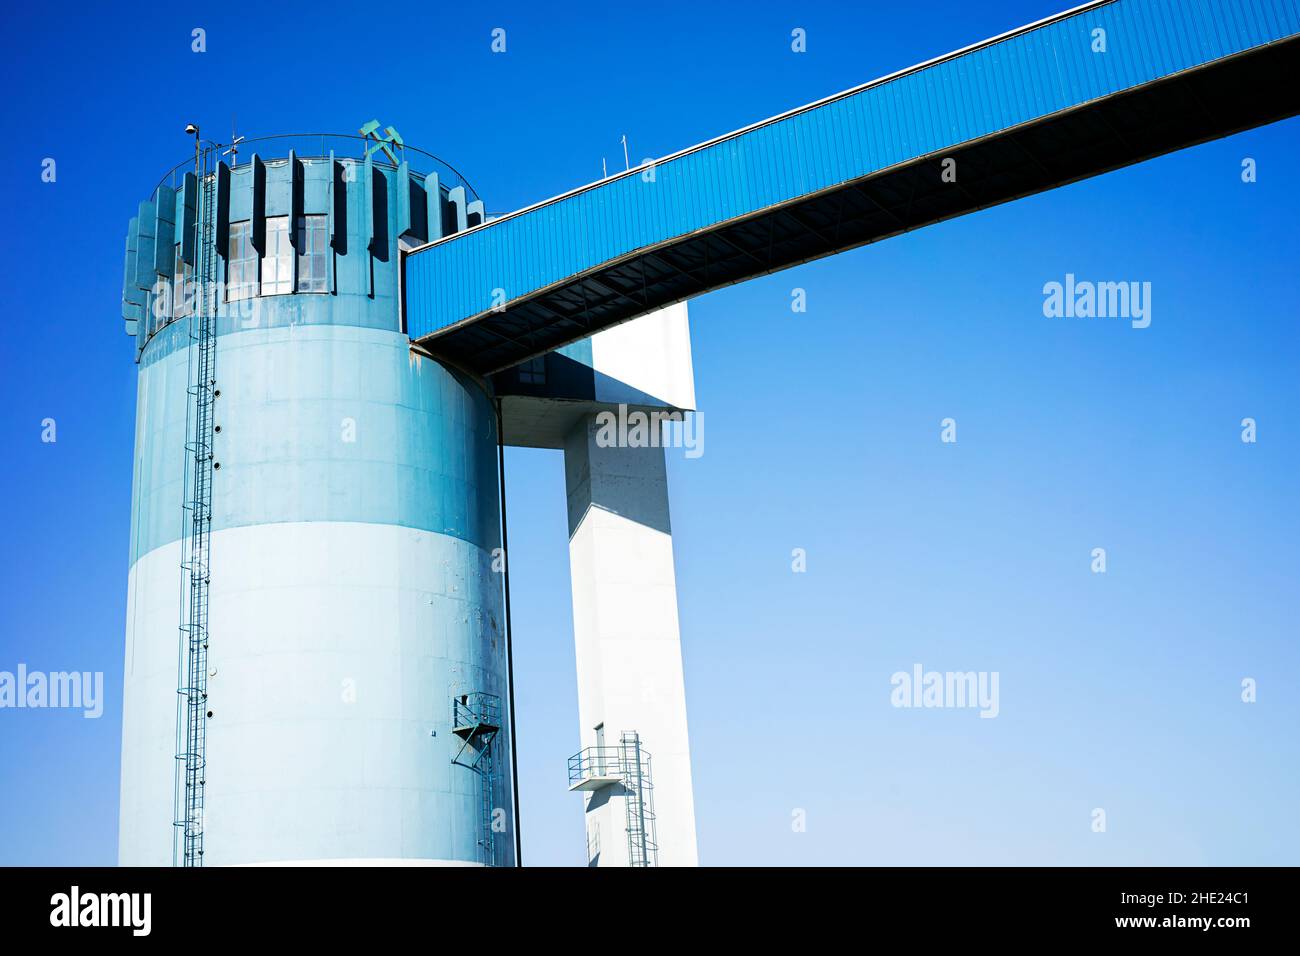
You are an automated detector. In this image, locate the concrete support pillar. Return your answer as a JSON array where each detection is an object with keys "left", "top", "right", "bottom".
[{"left": 563, "top": 413, "right": 698, "bottom": 867}]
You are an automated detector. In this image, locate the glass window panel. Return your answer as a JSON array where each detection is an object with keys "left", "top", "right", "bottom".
[
  {"left": 296, "top": 214, "right": 328, "bottom": 293},
  {"left": 173, "top": 245, "right": 193, "bottom": 319},
  {"left": 227, "top": 221, "right": 258, "bottom": 301},
  {"left": 262, "top": 216, "right": 292, "bottom": 295},
  {"left": 154, "top": 276, "right": 171, "bottom": 334}
]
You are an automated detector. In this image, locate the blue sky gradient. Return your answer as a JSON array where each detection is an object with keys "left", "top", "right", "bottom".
[{"left": 1, "top": 0, "right": 1296, "bottom": 865}]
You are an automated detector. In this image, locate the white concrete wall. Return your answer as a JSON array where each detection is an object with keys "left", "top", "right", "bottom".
[
  {"left": 119, "top": 521, "right": 511, "bottom": 866},
  {"left": 563, "top": 416, "right": 698, "bottom": 866},
  {"left": 590, "top": 302, "right": 695, "bottom": 411}
]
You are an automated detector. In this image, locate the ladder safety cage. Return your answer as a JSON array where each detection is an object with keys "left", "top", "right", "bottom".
[
  {"left": 172, "top": 144, "right": 220, "bottom": 867},
  {"left": 619, "top": 732, "right": 658, "bottom": 868}
]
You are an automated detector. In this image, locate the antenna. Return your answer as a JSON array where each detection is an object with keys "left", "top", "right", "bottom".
[
  {"left": 621, "top": 135, "right": 630, "bottom": 171},
  {"left": 602, "top": 157, "right": 607, "bottom": 179},
  {"left": 221, "top": 116, "right": 245, "bottom": 163}
]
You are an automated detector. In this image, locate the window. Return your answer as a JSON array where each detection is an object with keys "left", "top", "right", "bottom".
[
  {"left": 261, "top": 216, "right": 292, "bottom": 295},
  {"left": 152, "top": 272, "right": 171, "bottom": 334},
  {"left": 295, "top": 214, "right": 328, "bottom": 292},
  {"left": 227, "top": 221, "right": 257, "bottom": 300},
  {"left": 518, "top": 356, "right": 546, "bottom": 385},
  {"left": 173, "top": 244, "right": 194, "bottom": 318}
]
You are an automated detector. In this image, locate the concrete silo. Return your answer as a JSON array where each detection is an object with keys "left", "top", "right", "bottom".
[
  {"left": 119, "top": 134, "right": 516, "bottom": 866},
  {"left": 120, "top": 128, "right": 701, "bottom": 868}
]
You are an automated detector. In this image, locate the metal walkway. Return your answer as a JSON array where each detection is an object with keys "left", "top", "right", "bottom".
[{"left": 405, "top": 0, "right": 1300, "bottom": 374}]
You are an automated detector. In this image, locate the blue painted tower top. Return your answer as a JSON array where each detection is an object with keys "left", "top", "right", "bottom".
[{"left": 120, "top": 127, "right": 485, "bottom": 366}]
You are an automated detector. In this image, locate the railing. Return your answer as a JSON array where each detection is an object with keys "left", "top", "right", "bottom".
[
  {"left": 568, "top": 746, "right": 625, "bottom": 786},
  {"left": 149, "top": 133, "right": 480, "bottom": 203},
  {"left": 452, "top": 691, "right": 502, "bottom": 733}
]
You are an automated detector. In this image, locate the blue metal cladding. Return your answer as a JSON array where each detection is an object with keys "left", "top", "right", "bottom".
[{"left": 406, "top": 0, "right": 1300, "bottom": 339}]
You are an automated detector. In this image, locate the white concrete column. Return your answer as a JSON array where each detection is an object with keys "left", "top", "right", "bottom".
[{"left": 564, "top": 414, "right": 698, "bottom": 867}]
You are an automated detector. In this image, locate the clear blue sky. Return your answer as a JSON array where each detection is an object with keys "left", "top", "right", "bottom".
[{"left": 1, "top": 0, "right": 1296, "bottom": 865}]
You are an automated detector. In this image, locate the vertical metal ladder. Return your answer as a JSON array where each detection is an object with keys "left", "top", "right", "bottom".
[
  {"left": 619, "top": 732, "right": 658, "bottom": 867},
  {"left": 173, "top": 146, "right": 218, "bottom": 867},
  {"left": 451, "top": 693, "right": 502, "bottom": 866}
]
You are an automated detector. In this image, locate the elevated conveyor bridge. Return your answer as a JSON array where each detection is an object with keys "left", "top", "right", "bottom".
[{"left": 405, "top": 0, "right": 1300, "bottom": 374}]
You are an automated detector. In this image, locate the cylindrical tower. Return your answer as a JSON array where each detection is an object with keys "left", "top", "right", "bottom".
[{"left": 118, "top": 136, "right": 514, "bottom": 866}]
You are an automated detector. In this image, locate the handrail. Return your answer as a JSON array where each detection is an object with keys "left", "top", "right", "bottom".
[
  {"left": 568, "top": 746, "right": 626, "bottom": 782},
  {"left": 148, "top": 132, "right": 481, "bottom": 202}
]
